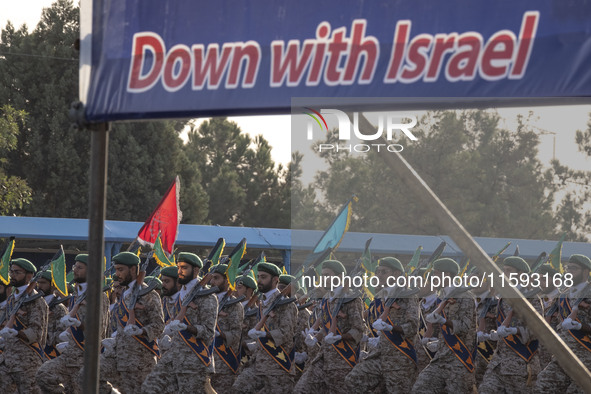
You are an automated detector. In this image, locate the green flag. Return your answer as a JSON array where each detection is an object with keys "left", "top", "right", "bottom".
[
  {"left": 360, "top": 238, "right": 377, "bottom": 274},
  {"left": 153, "top": 232, "right": 175, "bottom": 267},
  {"left": 548, "top": 233, "right": 566, "bottom": 273},
  {"left": 207, "top": 238, "right": 226, "bottom": 266},
  {"left": 406, "top": 245, "right": 423, "bottom": 274},
  {"left": 0, "top": 237, "right": 15, "bottom": 285},
  {"left": 50, "top": 246, "right": 68, "bottom": 297},
  {"left": 226, "top": 238, "right": 247, "bottom": 290},
  {"left": 492, "top": 241, "right": 512, "bottom": 262}
]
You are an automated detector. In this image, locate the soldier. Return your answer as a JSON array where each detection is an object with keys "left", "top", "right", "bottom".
[
  {"left": 415, "top": 267, "right": 438, "bottom": 372},
  {"left": 36, "top": 270, "right": 68, "bottom": 361},
  {"left": 99, "top": 251, "right": 164, "bottom": 393},
  {"left": 142, "top": 252, "right": 218, "bottom": 393},
  {"left": 236, "top": 274, "right": 258, "bottom": 369},
  {"left": 295, "top": 260, "right": 364, "bottom": 393},
  {"left": 160, "top": 265, "right": 180, "bottom": 324},
  {"left": 346, "top": 257, "right": 420, "bottom": 393},
  {"left": 536, "top": 254, "right": 591, "bottom": 393},
  {"left": 209, "top": 263, "right": 244, "bottom": 392},
  {"left": 411, "top": 258, "right": 476, "bottom": 393},
  {"left": 36, "top": 253, "right": 109, "bottom": 394},
  {"left": 232, "top": 262, "right": 298, "bottom": 393},
  {"left": 479, "top": 256, "right": 543, "bottom": 394},
  {"left": 472, "top": 267, "right": 498, "bottom": 386},
  {"left": 0, "top": 258, "right": 48, "bottom": 394}
]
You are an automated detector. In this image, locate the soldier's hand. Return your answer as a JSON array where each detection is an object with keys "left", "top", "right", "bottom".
[
  {"left": 218, "top": 311, "right": 228, "bottom": 317},
  {"left": 368, "top": 337, "right": 379, "bottom": 348},
  {"left": 580, "top": 300, "right": 590, "bottom": 310},
  {"left": 476, "top": 331, "right": 489, "bottom": 343},
  {"left": 562, "top": 317, "right": 583, "bottom": 331},
  {"left": 248, "top": 328, "right": 267, "bottom": 339},
  {"left": 0, "top": 327, "right": 18, "bottom": 338},
  {"left": 304, "top": 334, "right": 318, "bottom": 347},
  {"left": 323, "top": 332, "right": 342, "bottom": 344},
  {"left": 426, "top": 312, "right": 446, "bottom": 325},
  {"left": 294, "top": 351, "right": 308, "bottom": 364},
  {"left": 56, "top": 342, "right": 69, "bottom": 353},
  {"left": 159, "top": 335, "right": 172, "bottom": 351},
  {"left": 124, "top": 324, "right": 144, "bottom": 336},
  {"left": 188, "top": 302, "right": 198, "bottom": 309},
  {"left": 269, "top": 311, "right": 276, "bottom": 318},
  {"left": 58, "top": 330, "right": 71, "bottom": 342},
  {"left": 60, "top": 316, "right": 82, "bottom": 328},
  {"left": 134, "top": 303, "right": 145, "bottom": 310}
]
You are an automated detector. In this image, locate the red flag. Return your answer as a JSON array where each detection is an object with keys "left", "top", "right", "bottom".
[{"left": 137, "top": 176, "right": 182, "bottom": 255}]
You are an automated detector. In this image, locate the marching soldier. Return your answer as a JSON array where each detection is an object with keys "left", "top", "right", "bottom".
[
  {"left": 295, "top": 260, "right": 364, "bottom": 393},
  {"left": 232, "top": 262, "right": 298, "bottom": 393},
  {"left": 479, "top": 256, "right": 543, "bottom": 394},
  {"left": 472, "top": 267, "right": 498, "bottom": 386},
  {"left": 99, "top": 251, "right": 164, "bottom": 393},
  {"left": 36, "top": 254, "right": 109, "bottom": 394},
  {"left": 536, "top": 254, "right": 591, "bottom": 393},
  {"left": 236, "top": 274, "right": 258, "bottom": 369},
  {"left": 415, "top": 267, "right": 439, "bottom": 372},
  {"left": 537, "top": 264, "right": 560, "bottom": 369},
  {"left": 36, "top": 270, "right": 68, "bottom": 361},
  {"left": 345, "top": 257, "right": 420, "bottom": 393},
  {"left": 209, "top": 263, "right": 245, "bottom": 392},
  {"left": 142, "top": 252, "right": 218, "bottom": 393},
  {"left": 0, "top": 258, "right": 48, "bottom": 394},
  {"left": 160, "top": 265, "right": 180, "bottom": 324},
  {"left": 411, "top": 258, "right": 476, "bottom": 393}
]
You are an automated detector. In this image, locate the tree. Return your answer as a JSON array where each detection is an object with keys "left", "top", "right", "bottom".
[
  {"left": 184, "top": 118, "right": 290, "bottom": 227},
  {"left": 0, "top": 105, "right": 31, "bottom": 214},
  {"left": 301, "top": 110, "right": 558, "bottom": 240},
  {"left": 547, "top": 115, "right": 591, "bottom": 241}
]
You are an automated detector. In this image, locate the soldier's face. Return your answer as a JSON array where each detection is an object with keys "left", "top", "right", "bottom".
[
  {"left": 566, "top": 263, "right": 588, "bottom": 285},
  {"left": 257, "top": 272, "right": 277, "bottom": 293},
  {"left": 161, "top": 275, "right": 178, "bottom": 296},
  {"left": 177, "top": 262, "right": 195, "bottom": 285},
  {"left": 9, "top": 266, "right": 28, "bottom": 287},
  {"left": 114, "top": 265, "right": 133, "bottom": 286},
  {"left": 210, "top": 273, "right": 228, "bottom": 292},
  {"left": 375, "top": 266, "right": 396, "bottom": 287},
  {"left": 37, "top": 278, "right": 52, "bottom": 296},
  {"left": 73, "top": 261, "right": 87, "bottom": 283}
]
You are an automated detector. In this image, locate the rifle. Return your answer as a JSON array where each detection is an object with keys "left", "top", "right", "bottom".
[
  {"left": 566, "top": 297, "right": 587, "bottom": 322},
  {"left": 126, "top": 251, "right": 154, "bottom": 327},
  {"left": 415, "top": 241, "right": 446, "bottom": 274},
  {"left": 478, "top": 296, "right": 498, "bottom": 332},
  {"left": 377, "top": 287, "right": 420, "bottom": 322},
  {"left": 432, "top": 285, "right": 474, "bottom": 317},
  {"left": 173, "top": 257, "right": 219, "bottom": 323},
  {"left": 139, "top": 266, "right": 162, "bottom": 296},
  {"left": 48, "top": 294, "right": 73, "bottom": 309},
  {"left": 253, "top": 282, "right": 296, "bottom": 331},
  {"left": 217, "top": 250, "right": 258, "bottom": 313},
  {"left": 328, "top": 289, "right": 363, "bottom": 335}
]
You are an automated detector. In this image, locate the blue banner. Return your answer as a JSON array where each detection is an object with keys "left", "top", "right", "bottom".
[{"left": 82, "top": 0, "right": 591, "bottom": 121}]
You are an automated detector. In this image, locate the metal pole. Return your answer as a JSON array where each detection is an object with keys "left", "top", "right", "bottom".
[
  {"left": 82, "top": 122, "right": 109, "bottom": 393},
  {"left": 356, "top": 113, "right": 591, "bottom": 391}
]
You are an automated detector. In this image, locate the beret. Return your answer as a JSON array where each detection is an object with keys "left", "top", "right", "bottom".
[
  {"left": 39, "top": 270, "right": 53, "bottom": 281},
  {"left": 11, "top": 258, "right": 37, "bottom": 274},
  {"left": 378, "top": 257, "right": 404, "bottom": 273},
  {"left": 144, "top": 276, "right": 162, "bottom": 290},
  {"left": 503, "top": 256, "right": 530, "bottom": 273},
  {"left": 279, "top": 274, "right": 295, "bottom": 285},
  {"left": 236, "top": 275, "right": 257, "bottom": 289},
  {"left": 210, "top": 264, "right": 228, "bottom": 276},
  {"left": 568, "top": 254, "right": 591, "bottom": 271},
  {"left": 160, "top": 266, "right": 179, "bottom": 278},
  {"left": 112, "top": 251, "right": 140, "bottom": 266},
  {"left": 432, "top": 258, "right": 460, "bottom": 275},
  {"left": 322, "top": 260, "right": 347, "bottom": 276},
  {"left": 177, "top": 252, "right": 203, "bottom": 268},
  {"left": 75, "top": 254, "right": 88, "bottom": 264},
  {"left": 257, "top": 262, "right": 282, "bottom": 277},
  {"left": 536, "top": 264, "right": 558, "bottom": 276}
]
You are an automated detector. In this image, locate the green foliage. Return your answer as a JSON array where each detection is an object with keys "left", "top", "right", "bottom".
[
  {"left": 301, "top": 110, "right": 558, "bottom": 240},
  {"left": 0, "top": 105, "right": 31, "bottom": 214}
]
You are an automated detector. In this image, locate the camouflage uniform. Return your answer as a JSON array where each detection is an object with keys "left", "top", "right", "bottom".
[
  {"left": 36, "top": 285, "right": 109, "bottom": 394},
  {"left": 0, "top": 299, "right": 17, "bottom": 393},
  {"left": 474, "top": 294, "right": 498, "bottom": 386},
  {"left": 538, "top": 289, "right": 560, "bottom": 370},
  {"left": 415, "top": 292, "right": 439, "bottom": 373},
  {"left": 294, "top": 290, "right": 364, "bottom": 394},
  {"left": 536, "top": 282, "right": 591, "bottom": 394},
  {"left": 411, "top": 288, "right": 476, "bottom": 394},
  {"left": 211, "top": 293, "right": 244, "bottom": 393},
  {"left": 142, "top": 281, "right": 218, "bottom": 394},
  {"left": 0, "top": 286, "right": 49, "bottom": 394},
  {"left": 99, "top": 280, "right": 164, "bottom": 394},
  {"left": 43, "top": 295, "right": 68, "bottom": 359},
  {"left": 479, "top": 295, "right": 543, "bottom": 394},
  {"left": 346, "top": 289, "right": 420, "bottom": 393},
  {"left": 294, "top": 305, "right": 311, "bottom": 381},
  {"left": 239, "top": 302, "right": 258, "bottom": 370},
  {"left": 232, "top": 289, "right": 298, "bottom": 394}
]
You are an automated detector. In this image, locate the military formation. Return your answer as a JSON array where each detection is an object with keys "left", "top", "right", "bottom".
[{"left": 0, "top": 246, "right": 590, "bottom": 393}]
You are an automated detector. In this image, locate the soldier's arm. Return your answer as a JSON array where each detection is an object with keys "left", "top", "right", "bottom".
[
  {"left": 444, "top": 297, "right": 474, "bottom": 334},
  {"left": 187, "top": 295, "right": 218, "bottom": 340},
  {"left": 223, "top": 302, "right": 244, "bottom": 345},
  {"left": 100, "top": 293, "right": 110, "bottom": 340},
  {"left": 46, "top": 304, "right": 68, "bottom": 345},
  {"left": 138, "top": 292, "right": 165, "bottom": 342},
  {"left": 18, "top": 299, "right": 48, "bottom": 344},
  {"left": 395, "top": 296, "right": 419, "bottom": 339},
  {"left": 267, "top": 303, "right": 296, "bottom": 347},
  {"left": 341, "top": 298, "right": 364, "bottom": 343}
]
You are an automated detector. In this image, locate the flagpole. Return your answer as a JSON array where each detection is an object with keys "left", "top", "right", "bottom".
[{"left": 82, "top": 122, "right": 109, "bottom": 394}]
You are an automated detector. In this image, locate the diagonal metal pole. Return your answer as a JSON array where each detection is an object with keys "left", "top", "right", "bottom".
[
  {"left": 83, "top": 122, "right": 109, "bottom": 393},
  {"left": 356, "top": 113, "right": 591, "bottom": 392}
]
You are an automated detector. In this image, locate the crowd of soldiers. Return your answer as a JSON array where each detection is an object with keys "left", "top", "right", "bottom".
[{"left": 0, "top": 248, "right": 590, "bottom": 393}]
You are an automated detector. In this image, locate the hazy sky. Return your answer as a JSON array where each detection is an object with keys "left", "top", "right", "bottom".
[{"left": 3, "top": 1, "right": 591, "bottom": 174}]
